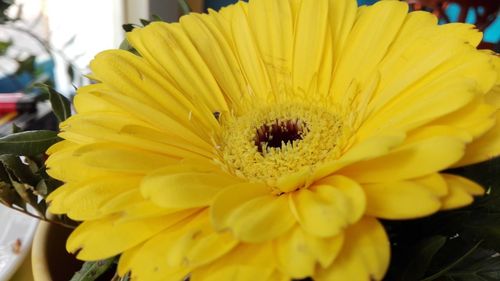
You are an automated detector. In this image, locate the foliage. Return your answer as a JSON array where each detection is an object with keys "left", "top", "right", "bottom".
[
  {"left": 384, "top": 158, "right": 500, "bottom": 281},
  {"left": 70, "top": 257, "right": 117, "bottom": 281},
  {"left": 0, "top": 85, "right": 75, "bottom": 228},
  {"left": 0, "top": 1, "right": 80, "bottom": 92}
]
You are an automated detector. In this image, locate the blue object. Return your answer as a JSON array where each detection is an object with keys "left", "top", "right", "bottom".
[
  {"left": 0, "top": 59, "right": 55, "bottom": 93},
  {"left": 444, "top": 3, "right": 500, "bottom": 43},
  {"left": 205, "top": 0, "right": 240, "bottom": 10},
  {"left": 358, "top": 0, "right": 379, "bottom": 5}
]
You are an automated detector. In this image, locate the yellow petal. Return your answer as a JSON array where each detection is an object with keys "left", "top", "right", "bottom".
[
  {"left": 331, "top": 0, "right": 408, "bottom": 102},
  {"left": 455, "top": 111, "right": 500, "bottom": 166},
  {"left": 440, "top": 174, "right": 484, "bottom": 210},
  {"left": 359, "top": 77, "right": 477, "bottom": 138},
  {"left": 127, "top": 211, "right": 238, "bottom": 273},
  {"left": 275, "top": 167, "right": 309, "bottom": 193},
  {"left": 67, "top": 210, "right": 195, "bottom": 260},
  {"left": 370, "top": 17, "right": 495, "bottom": 118},
  {"left": 86, "top": 86, "right": 215, "bottom": 152},
  {"left": 127, "top": 23, "right": 229, "bottom": 113},
  {"left": 74, "top": 143, "right": 177, "bottom": 173},
  {"left": 46, "top": 144, "right": 126, "bottom": 182},
  {"left": 225, "top": 195, "right": 295, "bottom": 243},
  {"left": 312, "top": 132, "right": 405, "bottom": 180},
  {"left": 59, "top": 112, "right": 212, "bottom": 160},
  {"left": 327, "top": 0, "right": 357, "bottom": 72},
  {"left": 46, "top": 139, "right": 76, "bottom": 155},
  {"left": 230, "top": 2, "right": 272, "bottom": 101},
  {"left": 59, "top": 176, "right": 141, "bottom": 220},
  {"left": 211, "top": 183, "right": 270, "bottom": 231},
  {"left": 341, "top": 136, "right": 465, "bottom": 183},
  {"left": 274, "top": 227, "right": 316, "bottom": 279},
  {"left": 90, "top": 50, "right": 209, "bottom": 124},
  {"left": 119, "top": 244, "right": 190, "bottom": 281},
  {"left": 315, "top": 217, "right": 390, "bottom": 281},
  {"left": 117, "top": 245, "right": 140, "bottom": 276},
  {"left": 290, "top": 187, "right": 347, "bottom": 237},
  {"left": 100, "top": 189, "right": 176, "bottom": 221},
  {"left": 306, "top": 232, "right": 344, "bottom": 269},
  {"left": 184, "top": 229, "right": 238, "bottom": 268},
  {"left": 141, "top": 164, "right": 240, "bottom": 208},
  {"left": 247, "top": 0, "right": 294, "bottom": 96},
  {"left": 191, "top": 243, "right": 279, "bottom": 281},
  {"left": 73, "top": 84, "right": 124, "bottom": 114},
  {"left": 290, "top": 175, "right": 365, "bottom": 237},
  {"left": 119, "top": 124, "right": 215, "bottom": 159},
  {"left": 46, "top": 182, "right": 76, "bottom": 213},
  {"left": 432, "top": 97, "right": 496, "bottom": 140},
  {"left": 485, "top": 80, "right": 500, "bottom": 109},
  {"left": 414, "top": 173, "right": 448, "bottom": 197},
  {"left": 363, "top": 180, "right": 441, "bottom": 219},
  {"left": 405, "top": 125, "right": 472, "bottom": 144},
  {"left": 179, "top": 13, "right": 247, "bottom": 113},
  {"left": 318, "top": 175, "right": 366, "bottom": 224},
  {"left": 292, "top": 0, "right": 330, "bottom": 95},
  {"left": 437, "top": 23, "right": 483, "bottom": 46},
  {"left": 193, "top": 265, "right": 274, "bottom": 281},
  {"left": 274, "top": 227, "right": 344, "bottom": 277}
]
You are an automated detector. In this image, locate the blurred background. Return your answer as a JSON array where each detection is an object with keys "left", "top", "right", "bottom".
[{"left": 0, "top": 0, "right": 498, "bottom": 135}]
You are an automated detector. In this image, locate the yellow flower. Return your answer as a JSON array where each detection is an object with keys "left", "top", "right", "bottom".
[{"left": 46, "top": 0, "right": 500, "bottom": 280}]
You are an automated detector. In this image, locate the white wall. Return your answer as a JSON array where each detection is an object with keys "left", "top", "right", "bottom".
[
  {"left": 2, "top": 0, "right": 180, "bottom": 94},
  {"left": 43, "top": 0, "right": 125, "bottom": 93}
]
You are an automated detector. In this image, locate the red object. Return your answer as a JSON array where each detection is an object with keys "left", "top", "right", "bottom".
[
  {"left": 0, "top": 93, "right": 37, "bottom": 114},
  {"left": 0, "top": 102, "right": 17, "bottom": 114},
  {"left": 408, "top": 0, "right": 499, "bottom": 30},
  {"left": 407, "top": 0, "right": 499, "bottom": 49}
]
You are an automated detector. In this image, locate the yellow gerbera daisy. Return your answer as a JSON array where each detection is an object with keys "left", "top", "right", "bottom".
[{"left": 45, "top": 0, "right": 500, "bottom": 280}]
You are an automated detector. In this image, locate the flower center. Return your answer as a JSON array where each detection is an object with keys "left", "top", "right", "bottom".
[
  {"left": 254, "top": 119, "right": 307, "bottom": 153},
  {"left": 219, "top": 103, "right": 349, "bottom": 187}
]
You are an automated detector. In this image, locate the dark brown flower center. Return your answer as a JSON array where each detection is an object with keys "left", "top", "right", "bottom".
[{"left": 254, "top": 119, "right": 307, "bottom": 153}]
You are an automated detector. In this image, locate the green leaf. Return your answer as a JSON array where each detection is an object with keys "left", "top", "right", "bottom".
[
  {"left": 0, "top": 162, "right": 10, "bottom": 183},
  {"left": 39, "top": 85, "right": 72, "bottom": 122},
  {"left": 0, "top": 155, "right": 41, "bottom": 210},
  {"left": 111, "top": 272, "right": 131, "bottom": 281},
  {"left": 0, "top": 181, "right": 24, "bottom": 207},
  {"left": 140, "top": 18, "right": 150, "bottom": 26},
  {"left": 402, "top": 236, "right": 447, "bottom": 281},
  {"left": 384, "top": 158, "right": 500, "bottom": 281},
  {"left": 67, "top": 64, "right": 75, "bottom": 82},
  {"left": 150, "top": 14, "right": 162, "bottom": 22},
  {"left": 70, "top": 257, "right": 116, "bottom": 281},
  {"left": 14, "top": 55, "right": 36, "bottom": 75},
  {"left": 0, "top": 130, "right": 61, "bottom": 156},
  {"left": 35, "top": 179, "right": 48, "bottom": 197},
  {"left": 177, "top": 0, "right": 191, "bottom": 15},
  {"left": 119, "top": 38, "right": 138, "bottom": 55},
  {"left": 420, "top": 241, "right": 483, "bottom": 281},
  {"left": 442, "top": 248, "right": 500, "bottom": 281},
  {"left": 122, "top": 23, "right": 136, "bottom": 32},
  {"left": 39, "top": 169, "right": 62, "bottom": 197},
  {"left": 62, "top": 35, "right": 76, "bottom": 49},
  {"left": 12, "top": 123, "right": 22, "bottom": 133},
  {"left": 0, "top": 154, "right": 38, "bottom": 186},
  {"left": 0, "top": 39, "right": 12, "bottom": 55},
  {"left": 9, "top": 178, "right": 38, "bottom": 209}
]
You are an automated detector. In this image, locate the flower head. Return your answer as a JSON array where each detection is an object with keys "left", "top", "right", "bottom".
[{"left": 46, "top": 0, "right": 500, "bottom": 280}]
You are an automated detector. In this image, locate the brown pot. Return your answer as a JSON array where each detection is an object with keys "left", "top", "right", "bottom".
[{"left": 31, "top": 222, "right": 82, "bottom": 281}]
